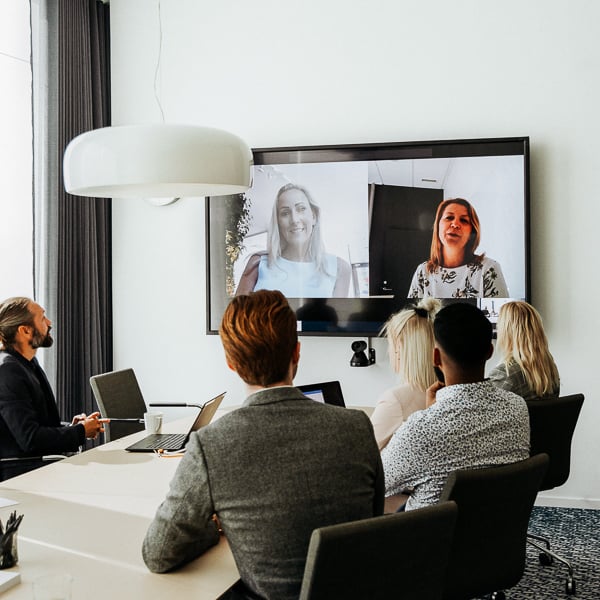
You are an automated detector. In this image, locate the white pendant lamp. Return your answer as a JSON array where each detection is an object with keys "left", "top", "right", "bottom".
[{"left": 63, "top": 124, "right": 253, "bottom": 199}]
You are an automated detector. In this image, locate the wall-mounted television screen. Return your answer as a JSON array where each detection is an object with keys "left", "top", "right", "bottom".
[{"left": 206, "top": 136, "right": 530, "bottom": 336}]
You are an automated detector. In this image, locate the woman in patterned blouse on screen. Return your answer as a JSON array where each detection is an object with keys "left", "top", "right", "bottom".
[{"left": 408, "top": 198, "right": 509, "bottom": 299}]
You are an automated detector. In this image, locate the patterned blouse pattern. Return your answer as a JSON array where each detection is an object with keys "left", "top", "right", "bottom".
[{"left": 408, "top": 256, "right": 509, "bottom": 298}]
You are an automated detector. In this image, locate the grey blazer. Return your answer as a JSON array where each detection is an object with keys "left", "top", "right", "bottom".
[{"left": 142, "top": 386, "right": 384, "bottom": 599}]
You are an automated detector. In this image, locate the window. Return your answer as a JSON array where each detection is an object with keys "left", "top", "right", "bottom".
[{"left": 0, "top": 0, "right": 33, "bottom": 299}]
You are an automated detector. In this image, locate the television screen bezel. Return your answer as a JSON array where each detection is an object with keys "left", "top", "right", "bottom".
[{"left": 205, "top": 136, "right": 530, "bottom": 336}]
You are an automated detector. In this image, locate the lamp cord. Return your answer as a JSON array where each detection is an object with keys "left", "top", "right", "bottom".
[
  {"left": 147, "top": 0, "right": 180, "bottom": 206},
  {"left": 154, "top": 0, "right": 165, "bottom": 123}
]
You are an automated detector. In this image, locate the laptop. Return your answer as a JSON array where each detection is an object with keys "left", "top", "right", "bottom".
[
  {"left": 297, "top": 381, "right": 346, "bottom": 407},
  {"left": 125, "top": 392, "right": 225, "bottom": 452}
]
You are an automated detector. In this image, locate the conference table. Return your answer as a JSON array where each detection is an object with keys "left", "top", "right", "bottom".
[{"left": 0, "top": 413, "right": 240, "bottom": 599}]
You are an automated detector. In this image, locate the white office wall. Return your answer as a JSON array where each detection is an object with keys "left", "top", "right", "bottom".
[{"left": 109, "top": 0, "right": 600, "bottom": 505}]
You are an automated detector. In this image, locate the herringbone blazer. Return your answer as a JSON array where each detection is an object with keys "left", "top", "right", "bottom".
[{"left": 143, "top": 386, "right": 384, "bottom": 600}]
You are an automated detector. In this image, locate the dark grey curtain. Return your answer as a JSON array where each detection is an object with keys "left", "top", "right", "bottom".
[{"left": 53, "top": 0, "right": 112, "bottom": 423}]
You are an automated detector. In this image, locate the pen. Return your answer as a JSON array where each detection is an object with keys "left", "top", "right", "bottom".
[{"left": 106, "top": 418, "right": 145, "bottom": 423}]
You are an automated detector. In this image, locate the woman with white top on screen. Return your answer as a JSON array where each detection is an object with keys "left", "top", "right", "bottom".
[{"left": 236, "top": 183, "right": 351, "bottom": 298}]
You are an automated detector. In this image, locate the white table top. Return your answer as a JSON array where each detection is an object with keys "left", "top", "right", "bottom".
[
  {"left": 0, "top": 404, "right": 375, "bottom": 598},
  {"left": 0, "top": 415, "right": 239, "bottom": 599}
]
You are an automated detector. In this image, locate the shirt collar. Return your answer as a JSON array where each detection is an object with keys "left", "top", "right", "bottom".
[
  {"left": 243, "top": 385, "right": 304, "bottom": 407},
  {"left": 436, "top": 380, "right": 493, "bottom": 403}
]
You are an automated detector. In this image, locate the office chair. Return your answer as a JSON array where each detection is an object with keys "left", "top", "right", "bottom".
[
  {"left": 439, "top": 453, "right": 549, "bottom": 600},
  {"left": 299, "top": 501, "right": 458, "bottom": 600},
  {"left": 89, "top": 368, "right": 147, "bottom": 442},
  {"left": 526, "top": 393, "right": 584, "bottom": 595}
]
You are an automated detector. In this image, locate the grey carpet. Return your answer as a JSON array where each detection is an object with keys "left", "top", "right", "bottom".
[{"left": 479, "top": 506, "right": 600, "bottom": 599}]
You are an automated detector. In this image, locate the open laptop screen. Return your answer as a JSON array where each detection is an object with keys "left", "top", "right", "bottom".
[
  {"left": 297, "top": 381, "right": 346, "bottom": 407},
  {"left": 125, "top": 392, "right": 225, "bottom": 452}
]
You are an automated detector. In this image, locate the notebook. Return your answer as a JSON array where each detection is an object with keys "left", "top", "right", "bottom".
[
  {"left": 297, "top": 381, "right": 346, "bottom": 407},
  {"left": 125, "top": 392, "right": 225, "bottom": 452},
  {"left": 0, "top": 571, "right": 20, "bottom": 593}
]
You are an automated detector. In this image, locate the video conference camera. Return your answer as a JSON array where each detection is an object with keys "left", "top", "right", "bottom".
[{"left": 350, "top": 340, "right": 376, "bottom": 367}]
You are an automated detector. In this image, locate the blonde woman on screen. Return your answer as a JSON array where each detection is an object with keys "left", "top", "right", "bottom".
[
  {"left": 488, "top": 301, "right": 560, "bottom": 402},
  {"left": 370, "top": 297, "right": 441, "bottom": 450},
  {"left": 236, "top": 183, "right": 351, "bottom": 298},
  {"left": 408, "top": 198, "right": 509, "bottom": 299}
]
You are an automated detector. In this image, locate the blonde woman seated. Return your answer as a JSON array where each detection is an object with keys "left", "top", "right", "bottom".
[
  {"left": 488, "top": 300, "right": 560, "bottom": 402},
  {"left": 370, "top": 297, "right": 441, "bottom": 450}
]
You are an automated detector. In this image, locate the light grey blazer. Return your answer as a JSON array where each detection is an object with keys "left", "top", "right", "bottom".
[{"left": 142, "top": 386, "right": 384, "bottom": 600}]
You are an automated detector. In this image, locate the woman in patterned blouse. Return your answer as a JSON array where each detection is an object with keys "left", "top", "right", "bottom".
[{"left": 408, "top": 198, "right": 509, "bottom": 299}]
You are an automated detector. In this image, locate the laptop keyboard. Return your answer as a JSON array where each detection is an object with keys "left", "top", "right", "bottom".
[{"left": 144, "top": 433, "right": 187, "bottom": 449}]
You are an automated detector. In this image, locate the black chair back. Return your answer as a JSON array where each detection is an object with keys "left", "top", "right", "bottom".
[
  {"left": 89, "top": 368, "right": 147, "bottom": 441},
  {"left": 439, "top": 454, "right": 549, "bottom": 600},
  {"left": 300, "top": 501, "right": 458, "bottom": 600},
  {"left": 527, "top": 393, "right": 584, "bottom": 490}
]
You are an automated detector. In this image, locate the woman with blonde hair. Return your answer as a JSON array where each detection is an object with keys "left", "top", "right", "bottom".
[
  {"left": 488, "top": 300, "right": 560, "bottom": 401},
  {"left": 370, "top": 297, "right": 441, "bottom": 450},
  {"left": 236, "top": 183, "right": 351, "bottom": 297}
]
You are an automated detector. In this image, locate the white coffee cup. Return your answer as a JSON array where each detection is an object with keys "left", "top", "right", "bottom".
[{"left": 144, "top": 411, "right": 163, "bottom": 434}]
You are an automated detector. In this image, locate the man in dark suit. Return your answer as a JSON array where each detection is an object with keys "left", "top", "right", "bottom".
[
  {"left": 0, "top": 297, "right": 106, "bottom": 480},
  {"left": 143, "top": 290, "right": 384, "bottom": 599}
]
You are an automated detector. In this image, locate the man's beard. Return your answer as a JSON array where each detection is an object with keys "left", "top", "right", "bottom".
[{"left": 31, "top": 326, "right": 53, "bottom": 349}]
